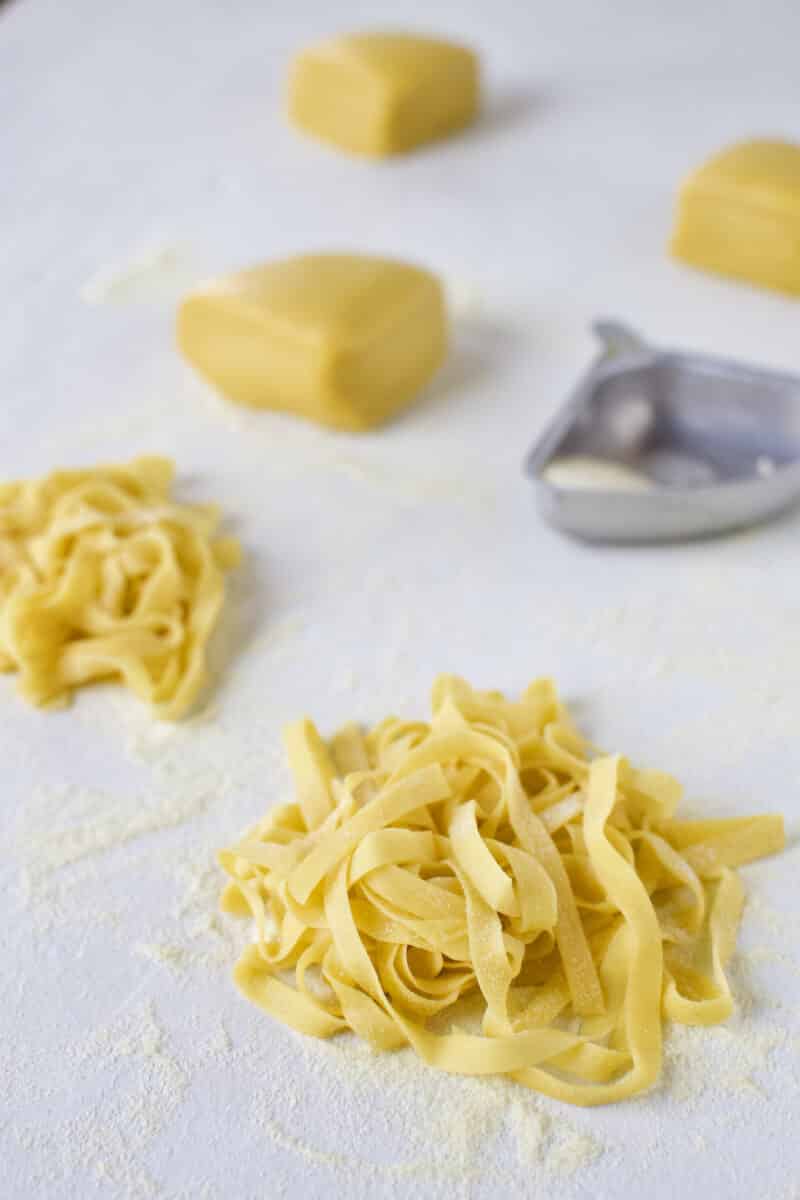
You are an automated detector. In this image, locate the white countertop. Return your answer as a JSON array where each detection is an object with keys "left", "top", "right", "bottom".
[{"left": 3, "top": 1, "right": 800, "bottom": 1197}]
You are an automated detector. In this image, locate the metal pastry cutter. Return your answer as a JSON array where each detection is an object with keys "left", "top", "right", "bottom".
[{"left": 524, "top": 320, "right": 800, "bottom": 542}]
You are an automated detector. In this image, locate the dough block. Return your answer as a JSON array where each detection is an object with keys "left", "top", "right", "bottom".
[
  {"left": 671, "top": 139, "right": 800, "bottom": 295},
  {"left": 177, "top": 254, "right": 448, "bottom": 430},
  {"left": 287, "top": 33, "right": 480, "bottom": 157}
]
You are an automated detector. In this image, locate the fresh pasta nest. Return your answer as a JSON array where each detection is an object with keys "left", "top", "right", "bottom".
[
  {"left": 0, "top": 456, "right": 240, "bottom": 719},
  {"left": 220, "top": 676, "right": 784, "bottom": 1106}
]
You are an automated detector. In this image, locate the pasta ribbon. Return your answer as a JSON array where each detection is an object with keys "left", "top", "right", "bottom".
[
  {"left": 0, "top": 457, "right": 240, "bottom": 718},
  {"left": 219, "top": 675, "right": 784, "bottom": 1105}
]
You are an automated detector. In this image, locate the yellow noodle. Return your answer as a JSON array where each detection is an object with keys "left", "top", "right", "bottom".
[
  {"left": 0, "top": 456, "right": 240, "bottom": 719},
  {"left": 219, "top": 675, "right": 784, "bottom": 1106}
]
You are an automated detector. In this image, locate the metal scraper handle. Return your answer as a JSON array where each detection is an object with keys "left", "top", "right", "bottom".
[{"left": 591, "top": 319, "right": 649, "bottom": 360}]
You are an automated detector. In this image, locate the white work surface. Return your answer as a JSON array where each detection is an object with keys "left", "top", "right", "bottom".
[{"left": 3, "top": 1, "right": 800, "bottom": 1197}]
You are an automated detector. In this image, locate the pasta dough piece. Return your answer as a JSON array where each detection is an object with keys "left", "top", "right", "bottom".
[
  {"left": 219, "top": 675, "right": 784, "bottom": 1106},
  {"left": 177, "top": 254, "right": 448, "bottom": 431},
  {"left": 671, "top": 139, "right": 800, "bottom": 295},
  {"left": 0, "top": 457, "right": 240, "bottom": 719},
  {"left": 288, "top": 33, "right": 480, "bottom": 158}
]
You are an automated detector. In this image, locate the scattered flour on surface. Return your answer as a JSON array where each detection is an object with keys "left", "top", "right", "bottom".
[
  {"left": 14, "top": 780, "right": 222, "bottom": 938},
  {"left": 661, "top": 1008, "right": 787, "bottom": 1109},
  {"left": 5, "top": 612, "right": 800, "bottom": 1198},
  {"left": 142, "top": 853, "right": 251, "bottom": 972},
  {"left": 508, "top": 1096, "right": 547, "bottom": 1166},
  {"left": 548, "top": 1130, "right": 602, "bottom": 1177},
  {"left": 253, "top": 1029, "right": 609, "bottom": 1191},
  {"left": 134, "top": 942, "right": 190, "bottom": 972},
  {"left": 11, "top": 1000, "right": 188, "bottom": 1199},
  {"left": 18, "top": 784, "right": 213, "bottom": 884},
  {"left": 79, "top": 244, "right": 200, "bottom": 306}
]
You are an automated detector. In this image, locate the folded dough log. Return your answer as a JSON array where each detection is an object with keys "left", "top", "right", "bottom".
[
  {"left": 671, "top": 139, "right": 800, "bottom": 295},
  {"left": 288, "top": 32, "right": 480, "bottom": 157},
  {"left": 178, "top": 254, "right": 448, "bottom": 431}
]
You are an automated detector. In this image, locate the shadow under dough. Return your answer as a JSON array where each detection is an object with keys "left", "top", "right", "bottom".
[
  {"left": 412, "top": 314, "right": 526, "bottom": 424},
  {"left": 469, "top": 84, "right": 551, "bottom": 142}
]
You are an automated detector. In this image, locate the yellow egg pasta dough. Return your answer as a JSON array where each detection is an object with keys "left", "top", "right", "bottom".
[
  {"left": 288, "top": 33, "right": 480, "bottom": 158},
  {"left": 220, "top": 676, "right": 783, "bottom": 1106},
  {"left": 0, "top": 456, "right": 240, "bottom": 719}
]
